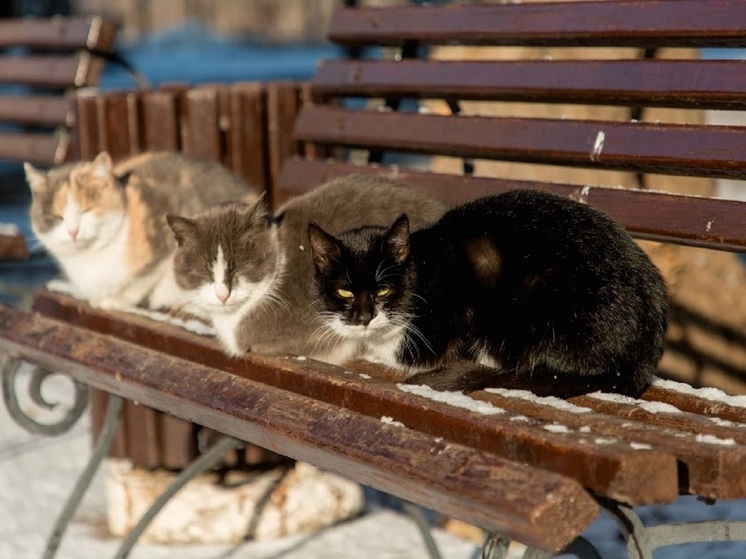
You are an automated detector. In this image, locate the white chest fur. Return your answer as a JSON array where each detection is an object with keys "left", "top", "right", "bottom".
[{"left": 53, "top": 220, "right": 132, "bottom": 301}]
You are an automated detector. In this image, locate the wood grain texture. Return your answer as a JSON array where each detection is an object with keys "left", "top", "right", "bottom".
[
  {"left": 328, "top": 1, "right": 746, "bottom": 47},
  {"left": 0, "top": 302, "right": 598, "bottom": 552},
  {"left": 313, "top": 59, "right": 746, "bottom": 110},
  {"left": 30, "top": 291, "right": 680, "bottom": 505},
  {"left": 0, "top": 16, "right": 117, "bottom": 50},
  {"left": 278, "top": 158, "right": 746, "bottom": 252},
  {"left": 294, "top": 105, "right": 746, "bottom": 180}
]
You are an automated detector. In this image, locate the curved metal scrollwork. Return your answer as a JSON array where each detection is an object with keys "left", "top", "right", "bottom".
[{"left": 1, "top": 357, "right": 89, "bottom": 436}]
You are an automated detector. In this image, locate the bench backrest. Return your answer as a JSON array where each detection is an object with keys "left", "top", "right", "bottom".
[
  {"left": 282, "top": 0, "right": 746, "bottom": 254},
  {"left": 0, "top": 16, "right": 118, "bottom": 165}
]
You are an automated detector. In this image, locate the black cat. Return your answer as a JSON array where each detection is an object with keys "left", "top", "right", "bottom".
[{"left": 308, "top": 189, "right": 668, "bottom": 397}]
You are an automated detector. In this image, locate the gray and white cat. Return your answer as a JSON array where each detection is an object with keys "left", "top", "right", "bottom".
[
  {"left": 25, "top": 151, "right": 255, "bottom": 311},
  {"left": 166, "top": 174, "right": 447, "bottom": 362}
]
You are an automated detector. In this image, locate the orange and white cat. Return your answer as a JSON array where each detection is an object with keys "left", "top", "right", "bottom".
[{"left": 25, "top": 151, "right": 255, "bottom": 311}]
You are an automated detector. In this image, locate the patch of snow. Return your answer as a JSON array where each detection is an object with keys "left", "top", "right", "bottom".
[
  {"left": 590, "top": 130, "right": 605, "bottom": 162},
  {"left": 653, "top": 377, "right": 746, "bottom": 409},
  {"left": 380, "top": 416, "right": 404, "bottom": 428},
  {"left": 295, "top": 356, "right": 307, "bottom": 361},
  {"left": 594, "top": 438, "right": 616, "bottom": 445},
  {"left": 579, "top": 426, "right": 592, "bottom": 433},
  {"left": 510, "top": 415, "right": 530, "bottom": 422},
  {"left": 589, "top": 392, "right": 681, "bottom": 414},
  {"left": 695, "top": 434, "right": 736, "bottom": 446},
  {"left": 485, "top": 387, "right": 591, "bottom": 413},
  {"left": 544, "top": 424, "right": 570, "bottom": 433},
  {"left": 630, "top": 442, "right": 654, "bottom": 450},
  {"left": 359, "top": 373, "right": 371, "bottom": 379},
  {"left": 397, "top": 384, "right": 505, "bottom": 415}
]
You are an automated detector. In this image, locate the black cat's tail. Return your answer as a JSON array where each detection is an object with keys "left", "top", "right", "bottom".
[{"left": 404, "top": 361, "right": 652, "bottom": 399}]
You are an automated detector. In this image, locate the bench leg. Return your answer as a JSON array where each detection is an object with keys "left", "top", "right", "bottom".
[
  {"left": 400, "top": 500, "right": 445, "bottom": 559},
  {"left": 112, "top": 434, "right": 244, "bottom": 559}
]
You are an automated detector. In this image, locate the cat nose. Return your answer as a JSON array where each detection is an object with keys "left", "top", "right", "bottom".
[
  {"left": 350, "top": 309, "right": 373, "bottom": 327},
  {"left": 68, "top": 228, "right": 78, "bottom": 240},
  {"left": 214, "top": 283, "right": 230, "bottom": 303}
]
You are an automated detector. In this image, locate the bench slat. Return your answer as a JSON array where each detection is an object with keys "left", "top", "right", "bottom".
[
  {"left": 474, "top": 390, "right": 746, "bottom": 500},
  {"left": 328, "top": 1, "right": 746, "bottom": 48},
  {"left": 0, "top": 303, "right": 598, "bottom": 552},
  {"left": 0, "top": 95, "right": 72, "bottom": 126},
  {"left": 30, "top": 290, "right": 681, "bottom": 505},
  {"left": 313, "top": 59, "right": 746, "bottom": 110},
  {"left": 0, "top": 131, "right": 66, "bottom": 165},
  {"left": 0, "top": 53, "right": 103, "bottom": 88},
  {"left": 278, "top": 158, "right": 746, "bottom": 252},
  {"left": 295, "top": 106, "right": 746, "bottom": 180},
  {"left": 0, "top": 16, "right": 117, "bottom": 50}
]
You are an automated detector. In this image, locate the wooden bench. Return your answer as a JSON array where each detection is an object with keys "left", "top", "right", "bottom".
[
  {"left": 0, "top": 15, "right": 119, "bottom": 260},
  {"left": 2, "top": 1, "right": 746, "bottom": 557}
]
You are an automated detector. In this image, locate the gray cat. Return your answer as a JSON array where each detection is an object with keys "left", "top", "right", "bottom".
[{"left": 166, "top": 174, "right": 447, "bottom": 362}]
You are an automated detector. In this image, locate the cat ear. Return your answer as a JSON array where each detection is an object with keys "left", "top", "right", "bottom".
[
  {"left": 166, "top": 214, "right": 198, "bottom": 247},
  {"left": 23, "top": 162, "right": 48, "bottom": 194},
  {"left": 384, "top": 214, "right": 410, "bottom": 264},
  {"left": 308, "top": 222, "right": 342, "bottom": 272},
  {"left": 90, "top": 151, "right": 114, "bottom": 182}
]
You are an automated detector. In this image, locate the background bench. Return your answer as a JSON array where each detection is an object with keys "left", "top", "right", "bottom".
[
  {"left": 0, "top": 15, "right": 118, "bottom": 260},
  {"left": 3, "top": 1, "right": 746, "bottom": 558}
]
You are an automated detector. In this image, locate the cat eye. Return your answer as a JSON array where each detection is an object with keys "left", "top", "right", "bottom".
[
  {"left": 376, "top": 287, "right": 391, "bottom": 297},
  {"left": 336, "top": 288, "right": 354, "bottom": 299}
]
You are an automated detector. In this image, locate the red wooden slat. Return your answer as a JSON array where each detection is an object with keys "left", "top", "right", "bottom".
[
  {"left": 294, "top": 106, "right": 746, "bottom": 180},
  {"left": 313, "top": 59, "right": 746, "bottom": 110},
  {"left": 73, "top": 93, "right": 102, "bottom": 160},
  {"left": 278, "top": 158, "right": 746, "bottom": 252},
  {"left": 329, "top": 1, "right": 746, "bottom": 48},
  {"left": 0, "top": 16, "right": 117, "bottom": 51}
]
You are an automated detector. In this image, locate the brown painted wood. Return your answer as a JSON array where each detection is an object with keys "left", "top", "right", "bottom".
[
  {"left": 183, "top": 87, "right": 223, "bottom": 161},
  {"left": 0, "top": 16, "right": 117, "bottom": 50},
  {"left": 0, "top": 233, "right": 27, "bottom": 260},
  {"left": 266, "top": 82, "right": 302, "bottom": 208},
  {"left": 328, "top": 1, "right": 746, "bottom": 48},
  {"left": 295, "top": 105, "right": 746, "bottom": 181},
  {"left": 30, "top": 291, "right": 679, "bottom": 505},
  {"left": 0, "top": 303, "right": 598, "bottom": 552},
  {"left": 160, "top": 414, "right": 197, "bottom": 469},
  {"left": 123, "top": 399, "right": 162, "bottom": 469},
  {"left": 642, "top": 385, "right": 746, "bottom": 423},
  {"left": 473, "top": 389, "right": 746, "bottom": 500},
  {"left": 0, "top": 55, "right": 100, "bottom": 89},
  {"left": 95, "top": 93, "right": 138, "bottom": 160},
  {"left": 140, "top": 91, "right": 181, "bottom": 152},
  {"left": 0, "top": 96, "right": 72, "bottom": 127},
  {"left": 90, "top": 388, "right": 127, "bottom": 459},
  {"left": 278, "top": 158, "right": 746, "bottom": 252},
  {"left": 0, "top": 132, "right": 63, "bottom": 165},
  {"left": 73, "top": 93, "right": 102, "bottom": 160},
  {"left": 228, "top": 83, "right": 269, "bottom": 190},
  {"left": 313, "top": 59, "right": 746, "bottom": 110}
]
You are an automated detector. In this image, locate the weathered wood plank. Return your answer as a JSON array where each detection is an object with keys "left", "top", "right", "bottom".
[
  {"left": 30, "top": 291, "right": 679, "bottom": 505},
  {"left": 294, "top": 105, "right": 746, "bottom": 180},
  {"left": 313, "top": 59, "right": 746, "bottom": 111},
  {"left": 0, "top": 303, "right": 599, "bottom": 552},
  {"left": 328, "top": 1, "right": 746, "bottom": 48},
  {"left": 0, "top": 131, "right": 63, "bottom": 165},
  {"left": 0, "top": 16, "right": 117, "bottom": 50},
  {"left": 278, "top": 158, "right": 746, "bottom": 252},
  {"left": 0, "top": 96, "right": 72, "bottom": 127},
  {"left": 140, "top": 91, "right": 181, "bottom": 152},
  {"left": 0, "top": 54, "right": 104, "bottom": 88},
  {"left": 228, "top": 83, "right": 269, "bottom": 190}
]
